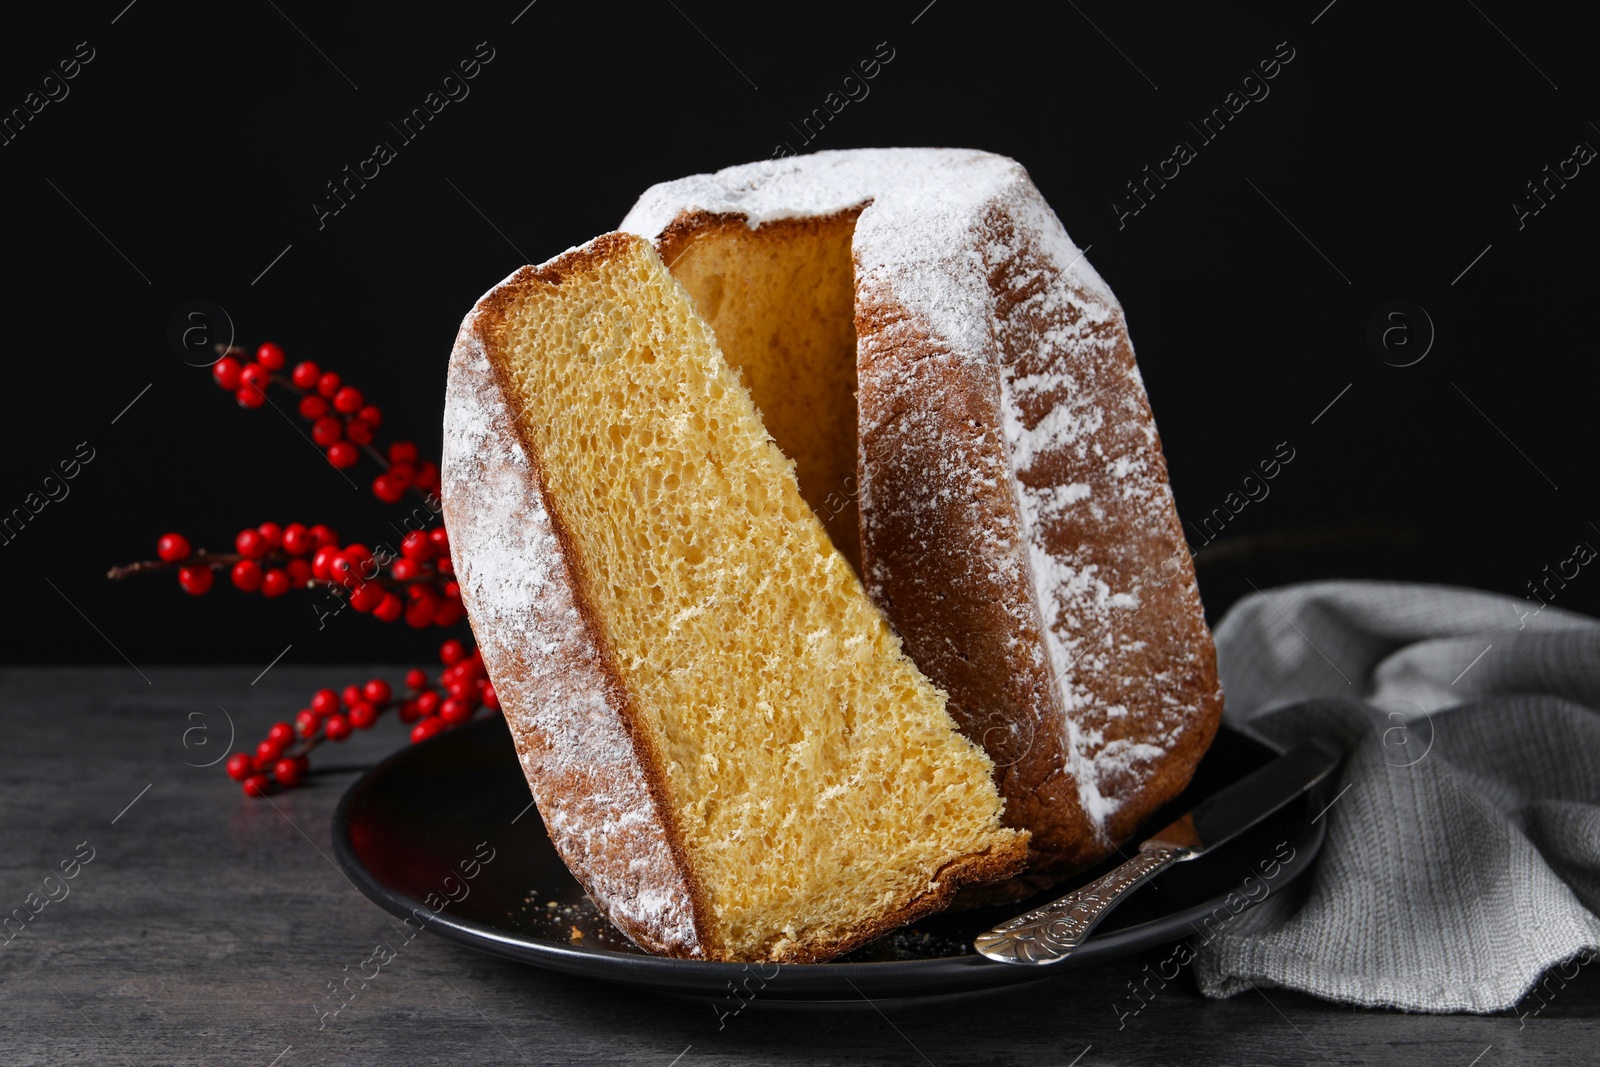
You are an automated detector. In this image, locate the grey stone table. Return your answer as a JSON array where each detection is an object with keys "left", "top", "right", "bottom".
[{"left": 2, "top": 666, "right": 1595, "bottom": 1066}]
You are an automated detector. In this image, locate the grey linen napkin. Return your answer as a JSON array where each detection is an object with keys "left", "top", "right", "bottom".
[{"left": 1189, "top": 580, "right": 1600, "bottom": 1012}]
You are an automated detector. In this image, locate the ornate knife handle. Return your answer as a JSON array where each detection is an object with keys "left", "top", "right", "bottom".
[{"left": 974, "top": 845, "right": 1191, "bottom": 965}]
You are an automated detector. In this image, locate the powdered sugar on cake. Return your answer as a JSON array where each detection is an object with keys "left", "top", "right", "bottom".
[{"left": 986, "top": 218, "right": 1178, "bottom": 836}]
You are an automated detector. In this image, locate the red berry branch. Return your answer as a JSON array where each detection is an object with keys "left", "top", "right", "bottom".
[
  {"left": 109, "top": 341, "right": 493, "bottom": 798},
  {"left": 223, "top": 639, "right": 500, "bottom": 797},
  {"left": 110, "top": 522, "right": 464, "bottom": 628},
  {"left": 210, "top": 340, "right": 439, "bottom": 502}
]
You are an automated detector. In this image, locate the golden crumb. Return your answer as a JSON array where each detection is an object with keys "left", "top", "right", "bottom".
[{"left": 661, "top": 213, "right": 862, "bottom": 569}]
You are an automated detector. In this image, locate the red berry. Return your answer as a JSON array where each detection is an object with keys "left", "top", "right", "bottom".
[
  {"left": 416, "top": 690, "right": 440, "bottom": 716},
  {"left": 257, "top": 737, "right": 285, "bottom": 763},
  {"left": 298, "top": 394, "right": 328, "bottom": 420},
  {"left": 236, "top": 385, "right": 266, "bottom": 409},
  {"left": 333, "top": 386, "right": 364, "bottom": 414},
  {"left": 429, "top": 528, "right": 450, "bottom": 553},
  {"left": 447, "top": 678, "right": 473, "bottom": 702},
  {"left": 397, "top": 700, "right": 421, "bottom": 723},
  {"left": 363, "top": 679, "right": 391, "bottom": 705},
  {"left": 329, "top": 553, "right": 359, "bottom": 587},
  {"left": 389, "top": 441, "right": 419, "bottom": 466},
  {"left": 311, "top": 416, "right": 343, "bottom": 447},
  {"left": 178, "top": 565, "right": 213, "bottom": 595},
  {"left": 482, "top": 683, "right": 499, "bottom": 711},
  {"left": 256, "top": 342, "right": 286, "bottom": 371},
  {"left": 243, "top": 774, "right": 271, "bottom": 797},
  {"left": 230, "top": 559, "right": 263, "bottom": 593},
  {"left": 436, "top": 557, "right": 454, "bottom": 576},
  {"left": 405, "top": 667, "right": 429, "bottom": 690},
  {"left": 295, "top": 709, "right": 319, "bottom": 738},
  {"left": 240, "top": 362, "right": 270, "bottom": 392},
  {"left": 411, "top": 717, "right": 446, "bottom": 743},
  {"left": 349, "top": 581, "right": 386, "bottom": 613},
  {"left": 432, "top": 599, "right": 464, "bottom": 627},
  {"left": 267, "top": 721, "right": 295, "bottom": 747},
  {"left": 390, "top": 558, "right": 418, "bottom": 581},
  {"left": 439, "top": 639, "right": 467, "bottom": 665},
  {"left": 401, "top": 531, "right": 433, "bottom": 562},
  {"left": 374, "top": 592, "right": 403, "bottom": 623},
  {"left": 324, "top": 713, "right": 352, "bottom": 741},
  {"left": 346, "top": 418, "right": 375, "bottom": 446},
  {"left": 308, "top": 524, "right": 338, "bottom": 548},
  {"left": 405, "top": 592, "right": 438, "bottom": 629},
  {"left": 444, "top": 581, "right": 461, "bottom": 600},
  {"left": 387, "top": 464, "right": 414, "bottom": 490},
  {"left": 213, "top": 356, "right": 243, "bottom": 390},
  {"left": 439, "top": 697, "right": 472, "bottom": 725},
  {"left": 348, "top": 701, "right": 378, "bottom": 729},
  {"left": 286, "top": 559, "right": 312, "bottom": 586},
  {"left": 226, "top": 752, "right": 254, "bottom": 781},
  {"left": 341, "top": 684, "right": 364, "bottom": 708},
  {"left": 371, "top": 472, "right": 404, "bottom": 504},
  {"left": 317, "top": 371, "right": 341, "bottom": 398},
  {"left": 257, "top": 522, "right": 283, "bottom": 551},
  {"left": 326, "top": 441, "right": 358, "bottom": 469},
  {"left": 235, "top": 528, "right": 266, "bottom": 558},
  {"left": 281, "top": 523, "right": 312, "bottom": 555},
  {"left": 261, "top": 568, "right": 290, "bottom": 597},
  {"left": 415, "top": 462, "right": 441, "bottom": 492},
  {"left": 344, "top": 544, "right": 374, "bottom": 573},
  {"left": 291, "top": 360, "right": 320, "bottom": 390},
  {"left": 311, "top": 545, "right": 339, "bottom": 581},
  {"left": 273, "top": 756, "right": 306, "bottom": 788},
  {"left": 156, "top": 532, "right": 191, "bottom": 562},
  {"left": 311, "top": 688, "right": 339, "bottom": 716},
  {"left": 358, "top": 404, "right": 382, "bottom": 428}
]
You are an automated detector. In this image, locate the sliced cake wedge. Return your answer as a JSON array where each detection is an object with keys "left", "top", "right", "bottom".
[{"left": 441, "top": 231, "right": 1027, "bottom": 962}]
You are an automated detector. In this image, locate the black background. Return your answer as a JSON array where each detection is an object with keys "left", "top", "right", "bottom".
[{"left": 3, "top": 0, "right": 1594, "bottom": 667}]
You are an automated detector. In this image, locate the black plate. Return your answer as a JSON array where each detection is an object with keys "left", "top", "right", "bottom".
[{"left": 332, "top": 716, "right": 1324, "bottom": 1000}]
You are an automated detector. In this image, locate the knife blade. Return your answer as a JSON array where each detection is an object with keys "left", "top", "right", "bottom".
[{"left": 974, "top": 740, "right": 1341, "bottom": 966}]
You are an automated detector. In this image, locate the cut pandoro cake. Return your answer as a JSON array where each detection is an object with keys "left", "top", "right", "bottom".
[
  {"left": 622, "top": 149, "right": 1224, "bottom": 891},
  {"left": 441, "top": 231, "right": 1028, "bottom": 962}
]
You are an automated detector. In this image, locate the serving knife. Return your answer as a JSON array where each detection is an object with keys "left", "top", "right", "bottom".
[{"left": 974, "top": 740, "right": 1341, "bottom": 966}]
